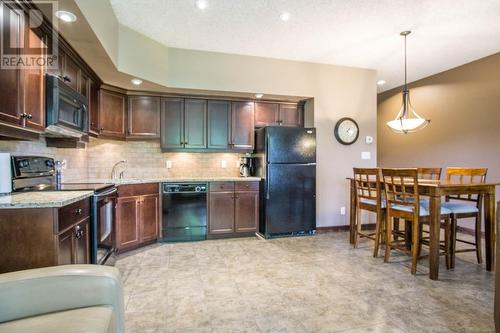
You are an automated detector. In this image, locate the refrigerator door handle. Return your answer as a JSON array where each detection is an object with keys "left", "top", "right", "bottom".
[{"left": 266, "top": 168, "right": 270, "bottom": 200}]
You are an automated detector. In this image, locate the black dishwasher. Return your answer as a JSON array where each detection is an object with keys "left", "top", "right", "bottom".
[{"left": 161, "top": 183, "right": 207, "bottom": 242}]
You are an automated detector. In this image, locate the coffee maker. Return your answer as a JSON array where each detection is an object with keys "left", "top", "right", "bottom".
[{"left": 239, "top": 156, "right": 256, "bottom": 177}]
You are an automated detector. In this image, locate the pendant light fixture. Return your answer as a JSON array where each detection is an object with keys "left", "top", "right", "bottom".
[{"left": 387, "top": 31, "right": 430, "bottom": 134}]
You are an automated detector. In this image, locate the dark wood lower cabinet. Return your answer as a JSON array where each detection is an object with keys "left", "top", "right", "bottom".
[
  {"left": 0, "top": 198, "right": 91, "bottom": 273},
  {"left": 209, "top": 182, "right": 259, "bottom": 237},
  {"left": 57, "top": 218, "right": 90, "bottom": 265},
  {"left": 115, "top": 184, "right": 159, "bottom": 253},
  {"left": 209, "top": 192, "right": 235, "bottom": 234},
  {"left": 235, "top": 192, "right": 260, "bottom": 233}
]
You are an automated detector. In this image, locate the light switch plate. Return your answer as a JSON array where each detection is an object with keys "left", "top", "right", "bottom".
[
  {"left": 221, "top": 160, "right": 227, "bottom": 168},
  {"left": 340, "top": 207, "right": 346, "bottom": 215},
  {"left": 166, "top": 160, "right": 172, "bottom": 169},
  {"left": 361, "top": 152, "right": 371, "bottom": 160}
]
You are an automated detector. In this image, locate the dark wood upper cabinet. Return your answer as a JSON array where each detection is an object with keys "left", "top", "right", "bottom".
[
  {"left": 208, "top": 100, "right": 231, "bottom": 149},
  {"left": 62, "top": 51, "right": 80, "bottom": 92},
  {"left": 0, "top": 6, "right": 44, "bottom": 131},
  {"left": 184, "top": 99, "right": 207, "bottom": 149},
  {"left": 99, "top": 89, "right": 126, "bottom": 139},
  {"left": 161, "top": 98, "right": 184, "bottom": 149},
  {"left": 0, "top": 4, "right": 22, "bottom": 127},
  {"left": 255, "top": 102, "right": 279, "bottom": 127},
  {"left": 231, "top": 101, "right": 254, "bottom": 150},
  {"left": 128, "top": 96, "right": 160, "bottom": 139},
  {"left": 279, "top": 104, "right": 302, "bottom": 127},
  {"left": 89, "top": 79, "right": 100, "bottom": 134}
]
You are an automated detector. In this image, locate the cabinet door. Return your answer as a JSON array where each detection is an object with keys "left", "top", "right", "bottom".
[
  {"left": 62, "top": 52, "right": 80, "bottom": 92},
  {"left": 279, "top": 104, "right": 302, "bottom": 127},
  {"left": 116, "top": 197, "right": 140, "bottom": 250},
  {"left": 255, "top": 102, "right": 279, "bottom": 127},
  {"left": 0, "top": 4, "right": 22, "bottom": 126},
  {"left": 89, "top": 79, "right": 100, "bottom": 134},
  {"left": 209, "top": 192, "right": 235, "bottom": 234},
  {"left": 21, "top": 29, "right": 45, "bottom": 131},
  {"left": 231, "top": 101, "right": 255, "bottom": 150},
  {"left": 99, "top": 90, "right": 126, "bottom": 138},
  {"left": 74, "top": 218, "right": 90, "bottom": 264},
  {"left": 57, "top": 227, "right": 74, "bottom": 265},
  {"left": 207, "top": 100, "right": 231, "bottom": 149},
  {"left": 184, "top": 99, "right": 207, "bottom": 149},
  {"left": 140, "top": 194, "right": 159, "bottom": 242},
  {"left": 235, "top": 191, "right": 259, "bottom": 233},
  {"left": 128, "top": 96, "right": 160, "bottom": 138},
  {"left": 160, "top": 98, "right": 184, "bottom": 149}
]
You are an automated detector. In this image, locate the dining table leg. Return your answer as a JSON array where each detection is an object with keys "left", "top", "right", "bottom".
[
  {"left": 484, "top": 187, "right": 496, "bottom": 271},
  {"left": 429, "top": 191, "right": 441, "bottom": 280},
  {"left": 349, "top": 179, "right": 356, "bottom": 244}
]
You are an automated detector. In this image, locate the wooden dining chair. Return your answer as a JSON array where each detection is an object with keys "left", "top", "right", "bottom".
[
  {"left": 382, "top": 168, "right": 453, "bottom": 274},
  {"left": 353, "top": 168, "right": 385, "bottom": 257},
  {"left": 417, "top": 167, "right": 442, "bottom": 180},
  {"left": 442, "top": 167, "right": 488, "bottom": 267}
]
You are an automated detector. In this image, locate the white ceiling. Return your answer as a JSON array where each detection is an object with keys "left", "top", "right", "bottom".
[{"left": 110, "top": 0, "right": 500, "bottom": 92}]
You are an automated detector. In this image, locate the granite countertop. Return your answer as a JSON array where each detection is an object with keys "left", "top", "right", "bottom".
[
  {"left": 83, "top": 177, "right": 262, "bottom": 185},
  {"left": 0, "top": 191, "right": 94, "bottom": 209}
]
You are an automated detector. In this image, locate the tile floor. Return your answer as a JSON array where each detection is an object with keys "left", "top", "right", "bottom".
[{"left": 115, "top": 232, "right": 494, "bottom": 332}]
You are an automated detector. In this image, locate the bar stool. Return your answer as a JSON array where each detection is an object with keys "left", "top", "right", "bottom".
[
  {"left": 382, "top": 168, "right": 453, "bottom": 274},
  {"left": 442, "top": 167, "right": 488, "bottom": 267},
  {"left": 353, "top": 168, "right": 385, "bottom": 257}
]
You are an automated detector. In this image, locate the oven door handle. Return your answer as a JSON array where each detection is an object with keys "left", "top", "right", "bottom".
[{"left": 95, "top": 187, "right": 117, "bottom": 198}]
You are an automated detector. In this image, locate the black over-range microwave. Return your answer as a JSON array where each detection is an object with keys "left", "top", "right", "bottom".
[{"left": 45, "top": 74, "right": 89, "bottom": 136}]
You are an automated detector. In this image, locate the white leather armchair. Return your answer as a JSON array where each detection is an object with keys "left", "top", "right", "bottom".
[{"left": 0, "top": 265, "right": 124, "bottom": 333}]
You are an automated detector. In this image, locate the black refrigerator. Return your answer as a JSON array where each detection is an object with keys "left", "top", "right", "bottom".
[{"left": 255, "top": 126, "right": 316, "bottom": 238}]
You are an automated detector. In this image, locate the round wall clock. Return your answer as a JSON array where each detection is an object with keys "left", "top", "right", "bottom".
[{"left": 334, "top": 117, "right": 359, "bottom": 145}]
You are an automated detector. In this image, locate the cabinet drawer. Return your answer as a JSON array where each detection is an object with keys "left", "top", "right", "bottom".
[
  {"left": 58, "top": 198, "right": 90, "bottom": 233},
  {"left": 209, "top": 182, "right": 235, "bottom": 192},
  {"left": 118, "top": 183, "right": 159, "bottom": 197},
  {"left": 235, "top": 181, "right": 259, "bottom": 192}
]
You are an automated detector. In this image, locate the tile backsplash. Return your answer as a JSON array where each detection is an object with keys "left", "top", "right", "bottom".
[
  {"left": 0, "top": 139, "right": 87, "bottom": 182},
  {"left": 0, "top": 137, "right": 242, "bottom": 182}
]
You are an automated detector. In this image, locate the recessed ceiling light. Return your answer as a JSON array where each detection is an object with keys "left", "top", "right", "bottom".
[
  {"left": 55, "top": 10, "right": 77, "bottom": 23},
  {"left": 280, "top": 12, "right": 291, "bottom": 22},
  {"left": 255, "top": 93, "right": 264, "bottom": 99},
  {"left": 131, "top": 78, "right": 143, "bottom": 85},
  {"left": 377, "top": 80, "right": 386, "bottom": 86},
  {"left": 195, "top": 0, "right": 208, "bottom": 10}
]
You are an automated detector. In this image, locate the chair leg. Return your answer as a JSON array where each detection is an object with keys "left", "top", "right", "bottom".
[
  {"left": 444, "top": 218, "right": 451, "bottom": 270},
  {"left": 411, "top": 219, "right": 419, "bottom": 274},
  {"left": 404, "top": 219, "right": 412, "bottom": 250},
  {"left": 475, "top": 216, "right": 483, "bottom": 264},
  {"left": 393, "top": 217, "right": 400, "bottom": 241},
  {"left": 417, "top": 223, "right": 423, "bottom": 258},
  {"left": 373, "top": 212, "right": 382, "bottom": 258},
  {"left": 450, "top": 216, "right": 457, "bottom": 269},
  {"left": 384, "top": 215, "right": 392, "bottom": 263},
  {"left": 354, "top": 207, "right": 362, "bottom": 248}
]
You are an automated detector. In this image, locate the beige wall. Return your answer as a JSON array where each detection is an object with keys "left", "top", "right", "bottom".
[{"left": 378, "top": 52, "right": 500, "bottom": 227}]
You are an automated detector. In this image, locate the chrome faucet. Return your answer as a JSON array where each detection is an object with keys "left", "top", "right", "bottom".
[{"left": 111, "top": 160, "right": 126, "bottom": 180}]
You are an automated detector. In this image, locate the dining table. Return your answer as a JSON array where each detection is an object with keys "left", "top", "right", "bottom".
[{"left": 347, "top": 178, "right": 499, "bottom": 280}]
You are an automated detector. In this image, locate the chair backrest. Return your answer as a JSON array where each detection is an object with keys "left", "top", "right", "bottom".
[
  {"left": 446, "top": 167, "right": 488, "bottom": 203},
  {"left": 353, "top": 168, "right": 382, "bottom": 209},
  {"left": 417, "top": 167, "right": 442, "bottom": 180},
  {"left": 382, "top": 168, "right": 420, "bottom": 219}
]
